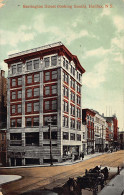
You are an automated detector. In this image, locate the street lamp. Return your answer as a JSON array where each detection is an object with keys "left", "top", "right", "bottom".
[{"left": 47, "top": 118, "right": 53, "bottom": 166}]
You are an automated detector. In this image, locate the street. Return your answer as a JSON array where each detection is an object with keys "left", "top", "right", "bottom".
[{"left": 0, "top": 150, "right": 123, "bottom": 195}]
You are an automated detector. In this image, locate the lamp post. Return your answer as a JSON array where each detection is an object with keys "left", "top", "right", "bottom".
[{"left": 47, "top": 118, "right": 53, "bottom": 166}]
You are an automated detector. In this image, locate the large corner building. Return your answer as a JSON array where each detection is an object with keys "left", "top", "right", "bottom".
[{"left": 5, "top": 42, "right": 85, "bottom": 166}]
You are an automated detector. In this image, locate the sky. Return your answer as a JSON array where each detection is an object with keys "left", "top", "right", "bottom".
[{"left": 0, "top": 0, "right": 124, "bottom": 131}]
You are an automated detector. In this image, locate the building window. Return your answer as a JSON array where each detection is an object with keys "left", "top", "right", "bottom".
[
  {"left": 34, "top": 102, "right": 39, "bottom": 112},
  {"left": 66, "top": 60, "right": 68, "bottom": 70},
  {"left": 52, "top": 70, "right": 57, "bottom": 80},
  {"left": 71, "top": 65, "right": 73, "bottom": 73},
  {"left": 45, "top": 101, "right": 50, "bottom": 110},
  {"left": 63, "top": 101, "right": 68, "bottom": 112},
  {"left": 79, "top": 74, "right": 81, "bottom": 81},
  {"left": 11, "top": 119, "right": 16, "bottom": 127},
  {"left": 27, "top": 103, "right": 32, "bottom": 112},
  {"left": 33, "top": 117, "right": 39, "bottom": 126},
  {"left": 63, "top": 72, "right": 68, "bottom": 84},
  {"left": 34, "top": 73, "right": 40, "bottom": 82},
  {"left": 77, "top": 71, "right": 79, "bottom": 80},
  {"left": 17, "top": 104, "right": 22, "bottom": 113},
  {"left": 52, "top": 100, "right": 57, "bottom": 110},
  {"left": 70, "top": 133, "right": 75, "bottom": 140},
  {"left": 73, "top": 67, "right": 75, "bottom": 76},
  {"left": 45, "top": 72, "right": 50, "bottom": 81},
  {"left": 70, "top": 105, "right": 75, "bottom": 116},
  {"left": 12, "top": 65, "right": 16, "bottom": 74},
  {"left": 70, "top": 78, "right": 75, "bottom": 89},
  {"left": 70, "top": 119, "right": 75, "bottom": 129},
  {"left": 83, "top": 132, "right": 85, "bottom": 139},
  {"left": 52, "top": 85, "right": 57, "bottom": 94},
  {"left": 34, "top": 87, "right": 39, "bottom": 97},
  {"left": 77, "top": 83, "right": 81, "bottom": 93},
  {"left": 63, "top": 116, "right": 69, "bottom": 127},
  {"left": 12, "top": 79, "right": 16, "bottom": 87},
  {"left": 25, "top": 132, "right": 39, "bottom": 146},
  {"left": 18, "top": 77, "right": 22, "bottom": 86},
  {"left": 63, "top": 58, "right": 65, "bottom": 67},
  {"left": 27, "top": 75, "right": 32, "bottom": 84},
  {"left": 12, "top": 105, "right": 16, "bottom": 114},
  {"left": 63, "top": 132, "right": 69, "bottom": 140},
  {"left": 27, "top": 61, "right": 32, "bottom": 71},
  {"left": 51, "top": 56, "right": 57, "bottom": 66},
  {"left": 17, "top": 118, "right": 22, "bottom": 127},
  {"left": 34, "top": 59, "right": 39, "bottom": 69},
  {"left": 12, "top": 91, "right": 16, "bottom": 100},
  {"left": 77, "top": 121, "right": 81, "bottom": 130},
  {"left": 18, "top": 90, "right": 22, "bottom": 99},
  {"left": 17, "top": 63, "right": 22, "bottom": 73},
  {"left": 26, "top": 118, "right": 32, "bottom": 127},
  {"left": 10, "top": 133, "right": 21, "bottom": 140},
  {"left": 43, "top": 132, "right": 57, "bottom": 140},
  {"left": 77, "top": 134, "right": 81, "bottom": 141},
  {"left": 27, "top": 89, "right": 32, "bottom": 98},
  {"left": 77, "top": 108, "right": 81, "bottom": 118},
  {"left": 45, "top": 86, "right": 50, "bottom": 95},
  {"left": 44, "top": 115, "right": 57, "bottom": 126},
  {"left": 77, "top": 96, "right": 81, "bottom": 105},
  {"left": 44, "top": 57, "right": 50, "bottom": 67},
  {"left": 71, "top": 91, "right": 75, "bottom": 102},
  {"left": 63, "top": 86, "right": 69, "bottom": 98}
]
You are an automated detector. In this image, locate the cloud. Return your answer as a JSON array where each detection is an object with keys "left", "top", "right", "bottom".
[
  {"left": 0, "top": 0, "right": 4, "bottom": 8},
  {"left": 114, "top": 54, "right": 124, "bottom": 65},
  {"left": 0, "top": 25, "right": 35, "bottom": 46},
  {"left": 0, "top": 61, "right": 8, "bottom": 74},
  {"left": 83, "top": 47, "right": 110, "bottom": 58},
  {"left": 111, "top": 36, "right": 124, "bottom": 50},
  {"left": 113, "top": 15, "right": 124, "bottom": 32},
  {"left": 101, "top": 7, "right": 111, "bottom": 17},
  {"left": 33, "top": 14, "right": 89, "bottom": 45},
  {"left": 83, "top": 59, "right": 108, "bottom": 88}
]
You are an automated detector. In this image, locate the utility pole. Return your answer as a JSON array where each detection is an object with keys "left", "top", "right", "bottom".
[
  {"left": 47, "top": 118, "right": 53, "bottom": 166},
  {"left": 102, "top": 125, "right": 104, "bottom": 152}
]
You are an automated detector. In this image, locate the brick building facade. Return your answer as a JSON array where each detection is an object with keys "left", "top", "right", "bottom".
[{"left": 4, "top": 42, "right": 85, "bottom": 166}]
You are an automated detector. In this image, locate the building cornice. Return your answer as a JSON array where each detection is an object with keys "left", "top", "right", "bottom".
[{"left": 4, "top": 42, "right": 85, "bottom": 74}]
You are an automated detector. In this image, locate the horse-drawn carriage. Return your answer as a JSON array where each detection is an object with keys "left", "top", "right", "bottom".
[{"left": 64, "top": 166, "right": 109, "bottom": 195}]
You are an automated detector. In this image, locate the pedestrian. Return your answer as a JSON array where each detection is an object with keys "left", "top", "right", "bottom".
[
  {"left": 117, "top": 166, "right": 120, "bottom": 175},
  {"left": 82, "top": 152, "right": 84, "bottom": 160}
]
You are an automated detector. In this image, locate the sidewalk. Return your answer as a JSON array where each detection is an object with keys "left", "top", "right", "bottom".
[
  {"left": 0, "top": 152, "right": 103, "bottom": 169},
  {"left": 0, "top": 175, "right": 22, "bottom": 185},
  {"left": 98, "top": 168, "right": 124, "bottom": 195}
]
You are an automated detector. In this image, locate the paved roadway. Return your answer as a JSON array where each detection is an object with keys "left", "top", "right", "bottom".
[{"left": 0, "top": 150, "right": 123, "bottom": 195}]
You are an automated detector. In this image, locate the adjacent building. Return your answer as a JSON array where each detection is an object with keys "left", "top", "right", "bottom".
[
  {"left": 82, "top": 109, "right": 95, "bottom": 154},
  {"left": 0, "top": 69, "right": 7, "bottom": 166},
  {"left": 105, "top": 115, "right": 118, "bottom": 147},
  {"left": 0, "top": 129, "right": 7, "bottom": 166},
  {"left": 0, "top": 69, "right": 7, "bottom": 128},
  {"left": 4, "top": 42, "right": 85, "bottom": 166}
]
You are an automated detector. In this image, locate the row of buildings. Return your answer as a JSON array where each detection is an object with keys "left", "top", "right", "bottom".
[{"left": 0, "top": 42, "right": 122, "bottom": 166}]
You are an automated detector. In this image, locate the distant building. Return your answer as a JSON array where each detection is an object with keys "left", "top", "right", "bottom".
[
  {"left": 93, "top": 111, "right": 106, "bottom": 152},
  {"left": 0, "top": 69, "right": 7, "bottom": 128},
  {"left": 105, "top": 115, "right": 118, "bottom": 147},
  {"left": 118, "top": 131, "right": 124, "bottom": 149},
  {"left": 82, "top": 109, "right": 95, "bottom": 154},
  {"left": 4, "top": 42, "right": 85, "bottom": 166},
  {"left": 0, "top": 129, "right": 7, "bottom": 166}
]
